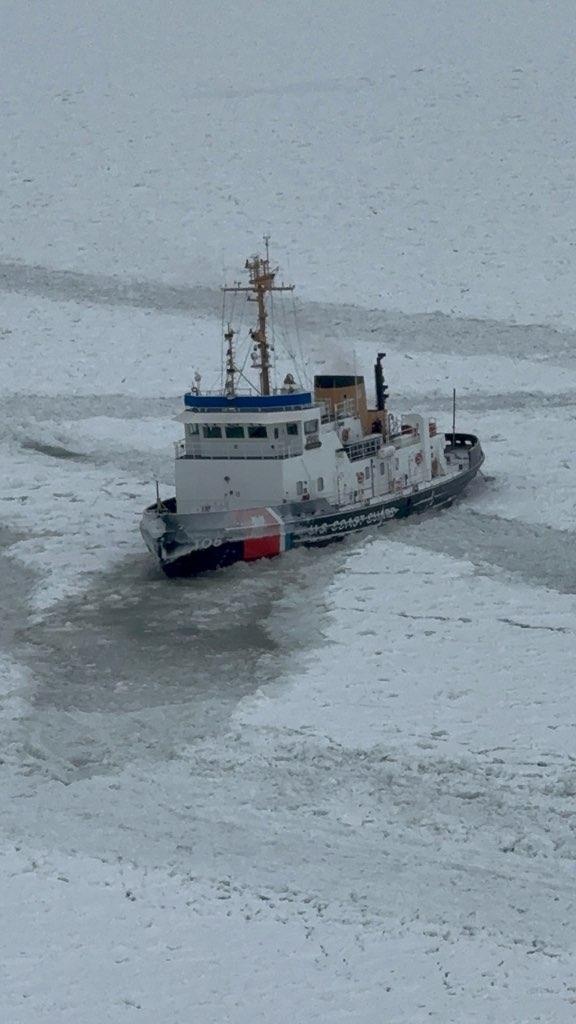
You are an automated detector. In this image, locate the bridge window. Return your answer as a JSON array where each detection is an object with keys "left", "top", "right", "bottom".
[
  {"left": 202, "top": 424, "right": 222, "bottom": 439},
  {"left": 186, "top": 423, "right": 200, "bottom": 436},
  {"left": 225, "top": 424, "right": 245, "bottom": 438},
  {"left": 304, "top": 419, "right": 319, "bottom": 435},
  {"left": 286, "top": 422, "right": 299, "bottom": 436},
  {"left": 247, "top": 424, "right": 267, "bottom": 439}
]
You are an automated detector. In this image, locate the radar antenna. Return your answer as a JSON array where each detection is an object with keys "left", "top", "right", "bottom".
[{"left": 222, "top": 236, "right": 294, "bottom": 395}]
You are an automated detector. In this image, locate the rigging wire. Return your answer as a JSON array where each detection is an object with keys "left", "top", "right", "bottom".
[
  {"left": 220, "top": 273, "right": 245, "bottom": 392},
  {"left": 277, "top": 287, "right": 309, "bottom": 390},
  {"left": 281, "top": 247, "right": 310, "bottom": 386},
  {"left": 279, "top": 292, "right": 297, "bottom": 382},
  {"left": 291, "top": 291, "right": 311, "bottom": 389},
  {"left": 278, "top": 290, "right": 299, "bottom": 386},
  {"left": 238, "top": 337, "right": 252, "bottom": 380},
  {"left": 234, "top": 296, "right": 253, "bottom": 384},
  {"left": 219, "top": 287, "right": 226, "bottom": 392},
  {"left": 236, "top": 367, "right": 259, "bottom": 393},
  {"left": 269, "top": 290, "right": 278, "bottom": 391}
]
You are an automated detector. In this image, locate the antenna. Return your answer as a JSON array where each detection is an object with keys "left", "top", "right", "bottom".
[{"left": 222, "top": 237, "right": 294, "bottom": 396}]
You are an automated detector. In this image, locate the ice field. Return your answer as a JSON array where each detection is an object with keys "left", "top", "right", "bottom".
[{"left": 2, "top": 2, "right": 576, "bottom": 1021}]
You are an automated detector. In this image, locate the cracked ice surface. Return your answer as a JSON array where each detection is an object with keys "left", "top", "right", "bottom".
[
  {"left": 2, "top": 1, "right": 576, "bottom": 1021},
  {"left": 2, "top": 312, "right": 576, "bottom": 1023}
]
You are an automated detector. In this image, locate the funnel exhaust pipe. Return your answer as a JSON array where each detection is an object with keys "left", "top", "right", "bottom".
[{"left": 374, "top": 352, "right": 386, "bottom": 411}]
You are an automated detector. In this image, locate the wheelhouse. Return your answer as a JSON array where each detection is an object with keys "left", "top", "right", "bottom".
[{"left": 177, "top": 391, "right": 322, "bottom": 460}]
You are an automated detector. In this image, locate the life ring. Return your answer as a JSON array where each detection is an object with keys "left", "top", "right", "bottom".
[
  {"left": 341, "top": 428, "right": 350, "bottom": 444},
  {"left": 415, "top": 451, "right": 423, "bottom": 465}
]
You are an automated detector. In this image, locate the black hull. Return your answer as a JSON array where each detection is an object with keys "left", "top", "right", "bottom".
[{"left": 161, "top": 540, "right": 245, "bottom": 578}]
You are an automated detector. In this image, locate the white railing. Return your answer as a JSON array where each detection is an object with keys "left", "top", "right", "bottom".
[
  {"left": 344, "top": 435, "right": 382, "bottom": 462},
  {"left": 320, "top": 397, "right": 357, "bottom": 423},
  {"left": 185, "top": 387, "right": 308, "bottom": 397}
]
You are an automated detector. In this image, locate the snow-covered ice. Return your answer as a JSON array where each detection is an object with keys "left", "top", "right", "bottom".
[{"left": 2, "top": 1, "right": 576, "bottom": 1021}]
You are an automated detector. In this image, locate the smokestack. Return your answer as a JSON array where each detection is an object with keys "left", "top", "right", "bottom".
[{"left": 374, "top": 352, "right": 386, "bottom": 411}]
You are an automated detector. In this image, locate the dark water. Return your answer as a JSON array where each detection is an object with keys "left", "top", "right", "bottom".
[
  {"left": 389, "top": 480, "right": 576, "bottom": 596},
  {"left": 6, "top": 543, "right": 339, "bottom": 781},
  {"left": 5, "top": 481, "right": 575, "bottom": 785}
]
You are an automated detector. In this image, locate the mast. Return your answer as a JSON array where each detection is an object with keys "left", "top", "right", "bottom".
[
  {"left": 222, "top": 236, "right": 294, "bottom": 395},
  {"left": 224, "top": 324, "right": 237, "bottom": 397}
]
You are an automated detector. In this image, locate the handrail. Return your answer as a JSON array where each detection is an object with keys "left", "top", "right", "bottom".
[
  {"left": 344, "top": 435, "right": 382, "bottom": 462},
  {"left": 185, "top": 387, "right": 313, "bottom": 397},
  {"left": 319, "top": 397, "right": 357, "bottom": 423}
]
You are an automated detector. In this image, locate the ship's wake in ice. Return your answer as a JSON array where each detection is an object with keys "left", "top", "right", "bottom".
[{"left": 1, "top": 283, "right": 576, "bottom": 1019}]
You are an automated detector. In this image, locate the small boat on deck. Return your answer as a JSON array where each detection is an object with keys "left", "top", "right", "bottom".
[{"left": 141, "top": 243, "right": 484, "bottom": 576}]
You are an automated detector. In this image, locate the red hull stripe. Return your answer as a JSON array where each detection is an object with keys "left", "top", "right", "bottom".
[{"left": 244, "top": 534, "right": 282, "bottom": 561}]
